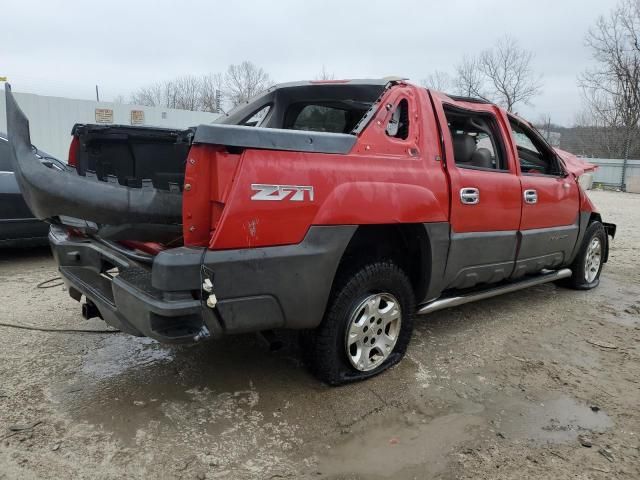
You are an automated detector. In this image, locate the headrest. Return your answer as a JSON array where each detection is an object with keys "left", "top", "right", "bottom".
[
  {"left": 452, "top": 134, "right": 476, "bottom": 163},
  {"left": 471, "top": 147, "right": 493, "bottom": 169}
]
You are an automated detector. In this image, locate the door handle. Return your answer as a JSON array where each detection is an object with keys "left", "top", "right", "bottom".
[
  {"left": 524, "top": 189, "right": 538, "bottom": 204},
  {"left": 460, "top": 187, "right": 480, "bottom": 205}
]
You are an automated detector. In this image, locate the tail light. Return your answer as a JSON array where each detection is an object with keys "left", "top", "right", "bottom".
[{"left": 68, "top": 135, "right": 79, "bottom": 168}]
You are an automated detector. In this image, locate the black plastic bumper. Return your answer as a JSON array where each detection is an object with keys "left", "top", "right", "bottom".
[
  {"left": 50, "top": 225, "right": 355, "bottom": 343},
  {"left": 50, "top": 226, "right": 212, "bottom": 343}
]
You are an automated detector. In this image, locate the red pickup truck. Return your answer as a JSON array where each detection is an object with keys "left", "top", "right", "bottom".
[{"left": 5, "top": 80, "right": 616, "bottom": 384}]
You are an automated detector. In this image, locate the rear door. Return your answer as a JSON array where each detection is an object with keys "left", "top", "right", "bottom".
[
  {"left": 430, "top": 95, "right": 522, "bottom": 289},
  {"left": 507, "top": 117, "right": 580, "bottom": 277}
]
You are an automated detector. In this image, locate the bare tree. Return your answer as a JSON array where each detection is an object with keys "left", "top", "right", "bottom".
[
  {"left": 420, "top": 70, "right": 454, "bottom": 92},
  {"left": 453, "top": 37, "right": 542, "bottom": 110},
  {"left": 478, "top": 36, "right": 542, "bottom": 111},
  {"left": 225, "top": 61, "right": 272, "bottom": 107},
  {"left": 200, "top": 72, "right": 225, "bottom": 113},
  {"left": 579, "top": 0, "right": 640, "bottom": 183},
  {"left": 172, "top": 75, "right": 201, "bottom": 111},
  {"left": 130, "top": 74, "right": 226, "bottom": 113},
  {"left": 315, "top": 66, "right": 335, "bottom": 81},
  {"left": 454, "top": 56, "right": 489, "bottom": 99},
  {"left": 130, "top": 83, "right": 164, "bottom": 107},
  {"left": 112, "top": 94, "right": 126, "bottom": 104}
]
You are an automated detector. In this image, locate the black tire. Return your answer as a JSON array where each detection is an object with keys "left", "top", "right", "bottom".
[
  {"left": 303, "top": 261, "right": 415, "bottom": 385},
  {"left": 561, "top": 221, "right": 607, "bottom": 290}
]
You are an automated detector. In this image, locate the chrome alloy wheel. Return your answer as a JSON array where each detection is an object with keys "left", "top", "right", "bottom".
[
  {"left": 585, "top": 237, "right": 602, "bottom": 283},
  {"left": 345, "top": 293, "right": 402, "bottom": 372}
]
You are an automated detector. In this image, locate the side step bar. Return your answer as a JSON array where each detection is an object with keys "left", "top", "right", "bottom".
[{"left": 417, "top": 268, "right": 572, "bottom": 315}]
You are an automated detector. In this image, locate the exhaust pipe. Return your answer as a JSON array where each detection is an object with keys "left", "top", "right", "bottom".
[{"left": 81, "top": 301, "right": 101, "bottom": 320}]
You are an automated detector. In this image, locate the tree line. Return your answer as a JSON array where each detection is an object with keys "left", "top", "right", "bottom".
[
  {"left": 421, "top": 35, "right": 542, "bottom": 113},
  {"left": 126, "top": 61, "right": 272, "bottom": 113}
]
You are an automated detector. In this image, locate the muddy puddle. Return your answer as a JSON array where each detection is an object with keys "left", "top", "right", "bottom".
[
  {"left": 81, "top": 336, "right": 175, "bottom": 380},
  {"left": 487, "top": 395, "right": 612, "bottom": 443},
  {"left": 50, "top": 333, "right": 315, "bottom": 449},
  {"left": 46, "top": 310, "right": 615, "bottom": 477},
  {"left": 591, "top": 278, "right": 640, "bottom": 327},
  {"left": 311, "top": 393, "right": 612, "bottom": 478},
  {"left": 313, "top": 412, "right": 484, "bottom": 479}
]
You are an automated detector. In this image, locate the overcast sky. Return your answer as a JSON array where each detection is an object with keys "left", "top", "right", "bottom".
[{"left": 1, "top": 0, "right": 618, "bottom": 126}]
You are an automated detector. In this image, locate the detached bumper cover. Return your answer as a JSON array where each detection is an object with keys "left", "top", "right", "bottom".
[
  {"left": 50, "top": 225, "right": 355, "bottom": 343},
  {"left": 4, "top": 85, "right": 182, "bottom": 225}
]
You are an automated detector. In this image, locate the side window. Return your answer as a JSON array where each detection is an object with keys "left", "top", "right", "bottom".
[
  {"left": 0, "top": 140, "right": 12, "bottom": 172},
  {"left": 444, "top": 107, "right": 506, "bottom": 170},
  {"left": 510, "top": 119, "right": 562, "bottom": 176},
  {"left": 385, "top": 99, "right": 409, "bottom": 140},
  {"left": 242, "top": 105, "right": 271, "bottom": 127}
]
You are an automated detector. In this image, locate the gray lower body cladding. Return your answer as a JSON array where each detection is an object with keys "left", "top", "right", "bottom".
[{"left": 50, "top": 225, "right": 356, "bottom": 343}]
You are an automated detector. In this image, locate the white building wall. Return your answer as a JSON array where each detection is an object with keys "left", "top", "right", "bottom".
[{"left": 0, "top": 89, "right": 220, "bottom": 160}]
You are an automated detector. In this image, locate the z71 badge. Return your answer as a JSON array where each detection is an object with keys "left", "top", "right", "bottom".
[{"left": 250, "top": 184, "right": 314, "bottom": 202}]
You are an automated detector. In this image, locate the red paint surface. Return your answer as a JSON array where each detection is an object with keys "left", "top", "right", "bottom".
[
  {"left": 430, "top": 92, "right": 522, "bottom": 233},
  {"left": 181, "top": 83, "right": 598, "bottom": 250}
]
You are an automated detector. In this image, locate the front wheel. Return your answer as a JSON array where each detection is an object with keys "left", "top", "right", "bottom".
[
  {"left": 304, "top": 261, "right": 415, "bottom": 385},
  {"left": 562, "top": 221, "right": 607, "bottom": 289}
]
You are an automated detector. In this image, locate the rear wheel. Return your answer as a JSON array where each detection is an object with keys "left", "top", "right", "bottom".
[
  {"left": 303, "top": 261, "right": 415, "bottom": 385},
  {"left": 562, "top": 221, "right": 606, "bottom": 290}
]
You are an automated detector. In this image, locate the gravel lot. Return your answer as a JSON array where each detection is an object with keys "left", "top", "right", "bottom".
[{"left": 0, "top": 190, "right": 639, "bottom": 480}]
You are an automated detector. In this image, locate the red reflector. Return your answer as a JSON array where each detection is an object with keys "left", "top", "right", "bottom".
[{"left": 119, "top": 241, "right": 166, "bottom": 255}]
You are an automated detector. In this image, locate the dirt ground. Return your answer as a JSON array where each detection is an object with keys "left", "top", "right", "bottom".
[{"left": 0, "top": 190, "right": 638, "bottom": 480}]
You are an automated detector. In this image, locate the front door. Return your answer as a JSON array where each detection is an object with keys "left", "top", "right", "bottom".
[
  {"left": 508, "top": 117, "right": 580, "bottom": 277},
  {"left": 430, "top": 95, "right": 522, "bottom": 289}
]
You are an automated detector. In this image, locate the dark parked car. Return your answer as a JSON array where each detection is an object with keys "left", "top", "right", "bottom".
[{"left": 0, "top": 133, "right": 65, "bottom": 246}]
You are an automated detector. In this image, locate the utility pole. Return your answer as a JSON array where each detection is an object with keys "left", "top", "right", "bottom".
[{"left": 95, "top": 85, "right": 100, "bottom": 102}]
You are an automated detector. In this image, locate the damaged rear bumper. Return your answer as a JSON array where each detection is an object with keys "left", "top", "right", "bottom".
[
  {"left": 50, "top": 226, "right": 215, "bottom": 343},
  {"left": 50, "top": 225, "right": 355, "bottom": 343}
]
